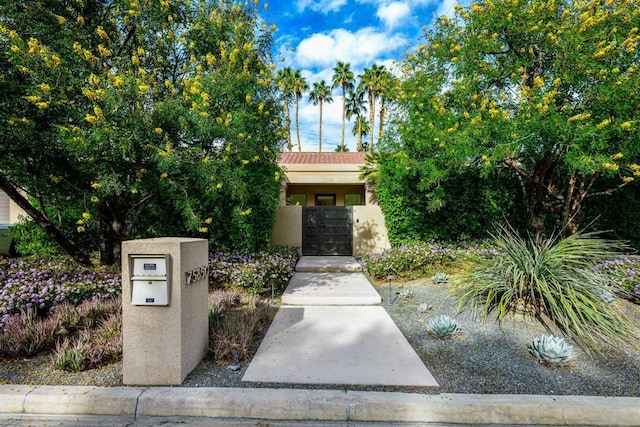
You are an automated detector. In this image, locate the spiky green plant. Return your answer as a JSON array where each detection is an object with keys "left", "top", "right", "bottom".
[
  {"left": 455, "top": 224, "right": 638, "bottom": 352},
  {"left": 528, "top": 335, "right": 575, "bottom": 367},
  {"left": 432, "top": 272, "right": 451, "bottom": 284},
  {"left": 427, "top": 315, "right": 460, "bottom": 338}
]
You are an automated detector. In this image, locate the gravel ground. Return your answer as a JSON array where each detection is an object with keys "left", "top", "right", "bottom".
[{"left": 2, "top": 278, "right": 639, "bottom": 396}]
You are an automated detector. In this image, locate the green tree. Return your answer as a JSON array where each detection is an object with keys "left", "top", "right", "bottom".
[
  {"left": 308, "top": 80, "right": 333, "bottom": 152},
  {"left": 276, "top": 67, "right": 295, "bottom": 152},
  {"left": 392, "top": 0, "right": 640, "bottom": 237},
  {"left": 345, "top": 88, "right": 367, "bottom": 151},
  {"left": 291, "top": 70, "right": 308, "bottom": 152},
  {"left": 0, "top": 0, "right": 283, "bottom": 265},
  {"left": 375, "top": 68, "right": 395, "bottom": 152},
  {"left": 331, "top": 61, "right": 355, "bottom": 152}
]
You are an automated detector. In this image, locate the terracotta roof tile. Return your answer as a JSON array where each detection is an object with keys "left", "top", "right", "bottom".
[{"left": 278, "top": 152, "right": 366, "bottom": 164}]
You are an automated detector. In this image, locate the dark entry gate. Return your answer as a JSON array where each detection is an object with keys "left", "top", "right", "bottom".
[{"left": 302, "top": 207, "right": 353, "bottom": 256}]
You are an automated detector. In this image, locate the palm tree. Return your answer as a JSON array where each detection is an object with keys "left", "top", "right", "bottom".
[
  {"left": 276, "top": 67, "right": 295, "bottom": 151},
  {"left": 345, "top": 89, "right": 367, "bottom": 152},
  {"left": 376, "top": 69, "right": 395, "bottom": 152},
  {"left": 351, "top": 116, "right": 369, "bottom": 152},
  {"left": 291, "top": 70, "right": 308, "bottom": 152},
  {"left": 331, "top": 61, "right": 355, "bottom": 152},
  {"left": 308, "top": 80, "right": 333, "bottom": 152},
  {"left": 359, "top": 64, "right": 384, "bottom": 152}
]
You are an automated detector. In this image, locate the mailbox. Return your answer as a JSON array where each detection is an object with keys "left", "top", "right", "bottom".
[{"left": 130, "top": 255, "right": 171, "bottom": 306}]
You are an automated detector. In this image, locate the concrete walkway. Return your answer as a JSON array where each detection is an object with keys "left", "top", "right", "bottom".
[{"left": 242, "top": 256, "right": 438, "bottom": 386}]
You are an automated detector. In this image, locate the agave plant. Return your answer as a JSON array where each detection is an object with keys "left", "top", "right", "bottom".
[
  {"left": 432, "top": 272, "right": 450, "bottom": 284},
  {"left": 427, "top": 315, "right": 460, "bottom": 338},
  {"left": 399, "top": 289, "right": 415, "bottom": 299},
  {"left": 454, "top": 224, "right": 638, "bottom": 352},
  {"left": 418, "top": 302, "right": 432, "bottom": 313},
  {"left": 528, "top": 335, "right": 576, "bottom": 367}
]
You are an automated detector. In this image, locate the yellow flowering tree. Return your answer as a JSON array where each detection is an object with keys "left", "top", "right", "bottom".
[
  {"left": 0, "top": 0, "right": 283, "bottom": 265},
  {"left": 390, "top": 0, "right": 639, "bottom": 236}
]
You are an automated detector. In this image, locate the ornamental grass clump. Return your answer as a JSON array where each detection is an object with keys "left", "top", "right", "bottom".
[{"left": 455, "top": 225, "right": 639, "bottom": 352}]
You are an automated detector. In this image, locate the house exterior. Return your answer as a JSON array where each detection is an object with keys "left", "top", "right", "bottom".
[
  {"left": 0, "top": 190, "right": 23, "bottom": 224},
  {"left": 271, "top": 152, "right": 390, "bottom": 256}
]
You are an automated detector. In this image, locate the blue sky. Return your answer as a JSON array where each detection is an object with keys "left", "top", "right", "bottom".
[{"left": 259, "top": 0, "right": 464, "bottom": 152}]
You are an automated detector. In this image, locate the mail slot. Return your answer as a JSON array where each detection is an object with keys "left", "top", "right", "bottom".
[{"left": 130, "top": 255, "right": 171, "bottom": 306}]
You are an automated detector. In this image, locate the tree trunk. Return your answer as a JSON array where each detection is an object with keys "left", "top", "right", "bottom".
[
  {"left": 368, "top": 90, "right": 375, "bottom": 152},
  {"left": 284, "top": 102, "right": 292, "bottom": 152},
  {"left": 295, "top": 96, "right": 302, "bottom": 152},
  {"left": 318, "top": 100, "right": 323, "bottom": 152},
  {"left": 0, "top": 174, "right": 92, "bottom": 266},
  {"left": 340, "top": 86, "right": 346, "bottom": 151},
  {"left": 357, "top": 116, "right": 363, "bottom": 152},
  {"left": 378, "top": 98, "right": 386, "bottom": 152},
  {"left": 97, "top": 196, "right": 131, "bottom": 266}
]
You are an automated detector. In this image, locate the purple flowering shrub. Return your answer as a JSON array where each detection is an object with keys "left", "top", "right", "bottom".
[
  {"left": 593, "top": 256, "right": 640, "bottom": 303},
  {"left": 0, "top": 256, "right": 120, "bottom": 329},
  {"left": 361, "top": 241, "right": 499, "bottom": 281},
  {"left": 209, "top": 246, "right": 299, "bottom": 296}
]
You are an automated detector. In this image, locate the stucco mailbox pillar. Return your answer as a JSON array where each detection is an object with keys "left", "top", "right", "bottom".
[{"left": 122, "top": 237, "right": 209, "bottom": 385}]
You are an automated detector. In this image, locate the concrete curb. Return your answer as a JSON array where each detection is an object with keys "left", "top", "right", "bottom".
[{"left": 1, "top": 385, "right": 639, "bottom": 425}]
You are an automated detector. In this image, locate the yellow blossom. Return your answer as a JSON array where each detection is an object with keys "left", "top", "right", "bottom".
[
  {"left": 138, "top": 84, "right": 150, "bottom": 93},
  {"left": 88, "top": 74, "right": 100, "bottom": 86},
  {"left": 77, "top": 219, "right": 85, "bottom": 225},
  {"left": 154, "top": 127, "right": 163, "bottom": 134},
  {"left": 198, "top": 227, "right": 208, "bottom": 233},
  {"left": 204, "top": 217, "right": 213, "bottom": 224},
  {"left": 623, "top": 177, "right": 634, "bottom": 183},
  {"left": 10, "top": 45, "right": 20, "bottom": 53},
  {"left": 96, "top": 26, "right": 109, "bottom": 40},
  {"left": 114, "top": 76, "right": 125, "bottom": 87},
  {"left": 91, "top": 196, "right": 99, "bottom": 203},
  {"left": 91, "top": 182, "right": 102, "bottom": 189},
  {"left": 77, "top": 226, "right": 86, "bottom": 233},
  {"left": 82, "top": 212, "right": 91, "bottom": 220},
  {"left": 131, "top": 188, "right": 138, "bottom": 194},
  {"left": 77, "top": 16, "right": 85, "bottom": 26},
  {"left": 620, "top": 121, "right": 633, "bottom": 130},
  {"left": 596, "top": 119, "right": 611, "bottom": 129},
  {"left": 160, "top": 172, "right": 168, "bottom": 179},
  {"left": 612, "top": 152, "right": 624, "bottom": 160},
  {"left": 37, "top": 102, "right": 49, "bottom": 109},
  {"left": 216, "top": 182, "right": 223, "bottom": 189},
  {"left": 39, "top": 83, "right": 51, "bottom": 92},
  {"left": 239, "top": 208, "right": 252, "bottom": 216},
  {"left": 568, "top": 113, "right": 591, "bottom": 122}
]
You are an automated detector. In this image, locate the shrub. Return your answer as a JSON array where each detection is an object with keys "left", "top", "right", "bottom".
[
  {"left": 360, "top": 241, "right": 498, "bottom": 281},
  {"left": 209, "top": 296, "right": 276, "bottom": 363},
  {"left": 593, "top": 256, "right": 640, "bottom": 303},
  {"left": 455, "top": 225, "right": 639, "bottom": 351},
  {"left": 0, "top": 256, "right": 120, "bottom": 326},
  {"left": 209, "top": 246, "right": 298, "bottom": 296}
]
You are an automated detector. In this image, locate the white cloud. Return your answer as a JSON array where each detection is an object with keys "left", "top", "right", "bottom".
[
  {"left": 295, "top": 27, "right": 407, "bottom": 69},
  {"left": 377, "top": 2, "right": 411, "bottom": 29},
  {"left": 296, "top": 0, "right": 348, "bottom": 13}
]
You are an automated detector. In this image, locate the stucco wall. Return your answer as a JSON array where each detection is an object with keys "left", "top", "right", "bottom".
[
  {"left": 270, "top": 206, "right": 302, "bottom": 248},
  {"left": 270, "top": 205, "right": 390, "bottom": 256},
  {"left": 0, "top": 191, "right": 26, "bottom": 224},
  {"left": 352, "top": 206, "right": 391, "bottom": 256}
]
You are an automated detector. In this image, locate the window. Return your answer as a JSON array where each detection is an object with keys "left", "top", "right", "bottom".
[
  {"left": 288, "top": 194, "right": 307, "bottom": 206},
  {"left": 344, "top": 194, "right": 363, "bottom": 206},
  {"left": 315, "top": 194, "right": 336, "bottom": 206}
]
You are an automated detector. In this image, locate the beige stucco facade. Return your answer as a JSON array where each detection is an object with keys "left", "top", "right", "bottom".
[
  {"left": 270, "top": 205, "right": 390, "bottom": 256},
  {"left": 0, "top": 191, "right": 26, "bottom": 224},
  {"left": 271, "top": 153, "right": 390, "bottom": 256}
]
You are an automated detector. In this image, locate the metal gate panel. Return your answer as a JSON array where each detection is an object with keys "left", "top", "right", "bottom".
[{"left": 303, "top": 207, "right": 352, "bottom": 256}]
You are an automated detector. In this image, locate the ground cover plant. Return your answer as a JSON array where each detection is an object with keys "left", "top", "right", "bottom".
[
  {"left": 360, "top": 241, "right": 499, "bottom": 281},
  {"left": 0, "top": 247, "right": 298, "bottom": 372}
]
